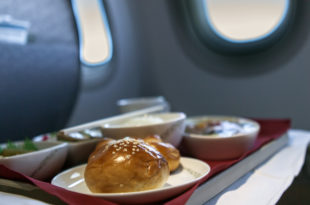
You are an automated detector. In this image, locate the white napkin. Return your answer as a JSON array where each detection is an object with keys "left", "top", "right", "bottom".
[{"left": 206, "top": 129, "right": 310, "bottom": 205}]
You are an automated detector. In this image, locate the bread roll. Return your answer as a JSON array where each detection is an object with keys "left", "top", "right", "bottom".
[
  {"left": 84, "top": 137, "right": 169, "bottom": 193},
  {"left": 143, "top": 135, "right": 162, "bottom": 144},
  {"left": 143, "top": 135, "right": 180, "bottom": 172},
  {"left": 88, "top": 138, "right": 114, "bottom": 160}
]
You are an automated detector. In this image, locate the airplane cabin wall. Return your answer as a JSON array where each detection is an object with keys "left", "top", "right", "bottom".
[
  {"left": 69, "top": 0, "right": 310, "bottom": 131},
  {"left": 129, "top": 0, "right": 310, "bottom": 130},
  {"left": 68, "top": 1, "right": 145, "bottom": 126}
]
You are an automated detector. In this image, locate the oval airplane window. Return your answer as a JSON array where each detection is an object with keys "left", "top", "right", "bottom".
[
  {"left": 186, "top": 0, "right": 293, "bottom": 54},
  {"left": 206, "top": 0, "right": 289, "bottom": 42},
  {"left": 72, "top": 0, "right": 113, "bottom": 89}
]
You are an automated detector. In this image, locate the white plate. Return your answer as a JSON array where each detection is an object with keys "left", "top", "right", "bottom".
[{"left": 51, "top": 157, "right": 210, "bottom": 204}]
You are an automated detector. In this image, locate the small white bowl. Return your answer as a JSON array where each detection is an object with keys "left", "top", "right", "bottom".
[
  {"left": 101, "top": 112, "right": 186, "bottom": 147},
  {"left": 117, "top": 96, "right": 170, "bottom": 113},
  {"left": 33, "top": 134, "right": 100, "bottom": 167},
  {"left": 183, "top": 116, "right": 260, "bottom": 160},
  {"left": 0, "top": 141, "right": 68, "bottom": 180},
  {"left": 64, "top": 139, "right": 101, "bottom": 166}
]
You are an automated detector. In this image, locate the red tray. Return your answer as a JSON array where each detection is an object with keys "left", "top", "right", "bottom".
[{"left": 0, "top": 119, "right": 290, "bottom": 205}]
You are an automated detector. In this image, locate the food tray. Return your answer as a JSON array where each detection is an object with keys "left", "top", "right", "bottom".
[{"left": 0, "top": 118, "right": 290, "bottom": 205}]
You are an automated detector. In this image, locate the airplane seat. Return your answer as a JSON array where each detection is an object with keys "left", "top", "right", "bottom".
[{"left": 0, "top": 0, "right": 80, "bottom": 142}]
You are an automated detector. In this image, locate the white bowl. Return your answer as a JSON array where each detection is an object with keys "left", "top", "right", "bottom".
[
  {"left": 0, "top": 141, "right": 68, "bottom": 180},
  {"left": 64, "top": 139, "right": 101, "bottom": 166},
  {"left": 101, "top": 112, "right": 186, "bottom": 147},
  {"left": 117, "top": 96, "right": 170, "bottom": 113},
  {"left": 33, "top": 134, "right": 100, "bottom": 167},
  {"left": 183, "top": 116, "right": 260, "bottom": 160}
]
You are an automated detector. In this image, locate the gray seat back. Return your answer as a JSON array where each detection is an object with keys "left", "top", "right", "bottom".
[{"left": 0, "top": 0, "right": 79, "bottom": 141}]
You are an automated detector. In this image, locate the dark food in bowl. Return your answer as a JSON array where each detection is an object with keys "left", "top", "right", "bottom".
[{"left": 186, "top": 120, "right": 254, "bottom": 137}]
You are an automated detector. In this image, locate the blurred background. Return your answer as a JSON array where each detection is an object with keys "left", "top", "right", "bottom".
[
  {"left": 0, "top": 0, "right": 309, "bottom": 204},
  {"left": 0, "top": 0, "right": 309, "bottom": 140}
]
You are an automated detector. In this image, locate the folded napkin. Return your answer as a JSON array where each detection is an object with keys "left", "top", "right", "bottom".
[
  {"left": 0, "top": 119, "right": 291, "bottom": 205},
  {"left": 205, "top": 129, "right": 310, "bottom": 205}
]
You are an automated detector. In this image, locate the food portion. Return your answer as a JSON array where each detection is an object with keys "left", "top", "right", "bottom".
[
  {"left": 143, "top": 135, "right": 180, "bottom": 172},
  {"left": 104, "top": 115, "right": 164, "bottom": 128},
  {"left": 57, "top": 128, "right": 103, "bottom": 142},
  {"left": 0, "top": 139, "right": 38, "bottom": 157},
  {"left": 84, "top": 137, "right": 169, "bottom": 193},
  {"left": 186, "top": 119, "right": 256, "bottom": 137}
]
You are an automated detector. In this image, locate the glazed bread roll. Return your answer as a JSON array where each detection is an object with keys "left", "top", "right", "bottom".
[
  {"left": 88, "top": 138, "right": 114, "bottom": 160},
  {"left": 84, "top": 137, "right": 169, "bottom": 193},
  {"left": 143, "top": 134, "right": 162, "bottom": 144},
  {"left": 143, "top": 135, "right": 180, "bottom": 172}
]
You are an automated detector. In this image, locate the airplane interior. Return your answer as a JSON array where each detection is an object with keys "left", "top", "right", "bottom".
[{"left": 0, "top": 0, "right": 309, "bottom": 204}]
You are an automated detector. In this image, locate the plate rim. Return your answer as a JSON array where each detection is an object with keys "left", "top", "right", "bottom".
[{"left": 51, "top": 156, "right": 210, "bottom": 197}]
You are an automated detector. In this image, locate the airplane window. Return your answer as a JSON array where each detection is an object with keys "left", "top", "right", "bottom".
[
  {"left": 72, "top": 0, "right": 113, "bottom": 89},
  {"left": 185, "top": 0, "right": 293, "bottom": 54}
]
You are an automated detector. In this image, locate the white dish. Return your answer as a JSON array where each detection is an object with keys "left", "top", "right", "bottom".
[
  {"left": 51, "top": 157, "right": 210, "bottom": 204},
  {"left": 101, "top": 112, "right": 186, "bottom": 147},
  {"left": 33, "top": 134, "right": 100, "bottom": 166},
  {"left": 0, "top": 141, "right": 68, "bottom": 180},
  {"left": 184, "top": 116, "right": 260, "bottom": 160},
  {"left": 117, "top": 96, "right": 170, "bottom": 113}
]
